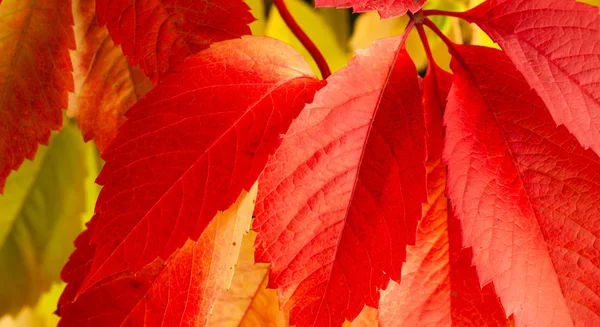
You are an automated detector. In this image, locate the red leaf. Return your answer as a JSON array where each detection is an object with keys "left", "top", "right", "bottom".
[
  {"left": 63, "top": 36, "right": 323, "bottom": 296},
  {"left": 315, "top": 0, "right": 426, "bottom": 18},
  {"left": 95, "top": 0, "right": 254, "bottom": 81},
  {"left": 378, "top": 64, "right": 512, "bottom": 327},
  {"left": 253, "top": 36, "right": 427, "bottom": 327},
  {"left": 69, "top": 0, "right": 153, "bottom": 152},
  {"left": 0, "top": 0, "right": 74, "bottom": 193},
  {"left": 464, "top": 0, "right": 600, "bottom": 156},
  {"left": 444, "top": 45, "right": 600, "bottom": 326},
  {"left": 58, "top": 187, "right": 257, "bottom": 327}
]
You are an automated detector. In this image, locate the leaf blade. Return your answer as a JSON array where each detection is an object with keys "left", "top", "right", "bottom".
[
  {"left": 254, "top": 36, "right": 427, "bottom": 327},
  {"left": 96, "top": 0, "right": 254, "bottom": 81},
  {"left": 466, "top": 0, "right": 600, "bottom": 155},
  {"left": 444, "top": 45, "right": 600, "bottom": 327},
  {"left": 63, "top": 35, "right": 323, "bottom": 296},
  {"left": 58, "top": 186, "right": 258, "bottom": 327},
  {"left": 0, "top": 0, "right": 74, "bottom": 193}
]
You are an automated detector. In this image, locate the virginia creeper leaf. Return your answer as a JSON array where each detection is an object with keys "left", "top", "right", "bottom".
[
  {"left": 69, "top": 0, "right": 153, "bottom": 152},
  {"left": 464, "top": 0, "right": 600, "bottom": 156},
  {"left": 445, "top": 45, "right": 600, "bottom": 327},
  {"left": 63, "top": 35, "right": 323, "bottom": 296},
  {"left": 315, "top": 0, "right": 426, "bottom": 18},
  {"left": 377, "top": 64, "right": 511, "bottom": 327},
  {"left": 0, "top": 123, "right": 87, "bottom": 316},
  {"left": 254, "top": 36, "right": 427, "bottom": 327},
  {"left": 58, "top": 185, "right": 258, "bottom": 327},
  {"left": 95, "top": 0, "right": 254, "bottom": 81},
  {"left": 0, "top": 0, "right": 74, "bottom": 193},
  {"left": 209, "top": 231, "right": 288, "bottom": 327}
]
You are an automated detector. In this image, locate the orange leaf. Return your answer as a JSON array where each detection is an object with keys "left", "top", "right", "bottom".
[
  {"left": 210, "top": 231, "right": 288, "bottom": 327},
  {"left": 0, "top": 0, "right": 74, "bottom": 193},
  {"left": 58, "top": 185, "right": 258, "bottom": 327},
  {"left": 69, "top": 0, "right": 153, "bottom": 152}
]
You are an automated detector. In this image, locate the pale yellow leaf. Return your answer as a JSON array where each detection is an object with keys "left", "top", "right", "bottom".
[{"left": 209, "top": 231, "right": 288, "bottom": 327}]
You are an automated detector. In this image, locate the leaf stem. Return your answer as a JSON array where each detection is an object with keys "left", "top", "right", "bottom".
[
  {"left": 415, "top": 24, "right": 435, "bottom": 68},
  {"left": 273, "top": 0, "right": 331, "bottom": 79},
  {"left": 422, "top": 18, "right": 468, "bottom": 68}
]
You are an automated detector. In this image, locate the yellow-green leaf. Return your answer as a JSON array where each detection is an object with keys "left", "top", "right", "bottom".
[
  {"left": 0, "top": 123, "right": 88, "bottom": 316},
  {"left": 266, "top": 0, "right": 349, "bottom": 76},
  {"left": 0, "top": 283, "right": 64, "bottom": 327},
  {"left": 245, "top": 0, "right": 266, "bottom": 35}
]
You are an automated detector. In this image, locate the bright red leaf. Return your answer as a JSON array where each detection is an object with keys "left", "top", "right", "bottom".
[
  {"left": 95, "top": 0, "right": 254, "bottom": 81},
  {"left": 444, "top": 45, "right": 600, "bottom": 327},
  {"left": 315, "top": 0, "right": 426, "bottom": 18},
  {"left": 253, "top": 36, "right": 427, "bottom": 327},
  {"left": 69, "top": 0, "right": 153, "bottom": 152},
  {"left": 378, "top": 64, "right": 511, "bottom": 327},
  {"left": 463, "top": 0, "right": 600, "bottom": 156},
  {"left": 62, "top": 36, "right": 323, "bottom": 297},
  {"left": 0, "top": 0, "right": 74, "bottom": 193},
  {"left": 58, "top": 187, "right": 257, "bottom": 327}
]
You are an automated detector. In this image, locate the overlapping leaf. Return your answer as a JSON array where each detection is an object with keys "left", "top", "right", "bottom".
[
  {"left": 376, "top": 63, "right": 511, "bottom": 327},
  {"left": 315, "top": 0, "right": 426, "bottom": 18},
  {"left": 69, "top": 0, "right": 153, "bottom": 152},
  {"left": 61, "top": 36, "right": 323, "bottom": 297},
  {"left": 58, "top": 186, "right": 257, "bottom": 327},
  {"left": 95, "top": 0, "right": 254, "bottom": 81},
  {"left": 209, "top": 231, "right": 288, "bottom": 327},
  {"left": 464, "top": 0, "right": 600, "bottom": 155},
  {"left": 444, "top": 45, "right": 600, "bottom": 327},
  {"left": 0, "top": 0, "right": 74, "bottom": 193},
  {"left": 253, "top": 36, "right": 427, "bottom": 327},
  {"left": 0, "top": 124, "right": 87, "bottom": 316}
]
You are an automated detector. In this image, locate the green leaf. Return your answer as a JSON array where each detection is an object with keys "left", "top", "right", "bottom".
[{"left": 0, "top": 123, "right": 88, "bottom": 316}]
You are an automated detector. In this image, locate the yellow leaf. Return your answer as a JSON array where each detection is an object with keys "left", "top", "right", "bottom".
[
  {"left": 245, "top": 0, "right": 266, "bottom": 35},
  {"left": 209, "top": 231, "right": 288, "bottom": 327},
  {"left": 467, "top": 0, "right": 499, "bottom": 48},
  {"left": 343, "top": 306, "right": 378, "bottom": 327},
  {"left": 0, "top": 283, "right": 63, "bottom": 327},
  {"left": 0, "top": 123, "right": 87, "bottom": 316},
  {"left": 318, "top": 7, "right": 351, "bottom": 48},
  {"left": 266, "top": 0, "right": 349, "bottom": 77}
]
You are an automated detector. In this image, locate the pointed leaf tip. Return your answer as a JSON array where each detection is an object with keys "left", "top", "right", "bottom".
[{"left": 254, "top": 36, "right": 427, "bottom": 327}]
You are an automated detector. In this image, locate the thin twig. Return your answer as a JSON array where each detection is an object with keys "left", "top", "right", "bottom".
[{"left": 272, "top": 0, "right": 331, "bottom": 79}]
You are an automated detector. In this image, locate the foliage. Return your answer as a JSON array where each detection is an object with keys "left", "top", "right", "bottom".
[{"left": 0, "top": 0, "right": 599, "bottom": 326}]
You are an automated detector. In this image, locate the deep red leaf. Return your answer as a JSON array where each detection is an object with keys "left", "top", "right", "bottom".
[
  {"left": 95, "top": 0, "right": 254, "bottom": 81},
  {"left": 62, "top": 36, "right": 323, "bottom": 297},
  {"left": 444, "top": 45, "right": 600, "bottom": 326},
  {"left": 378, "top": 64, "right": 511, "bottom": 327},
  {"left": 0, "top": 0, "right": 74, "bottom": 193},
  {"left": 253, "top": 36, "right": 427, "bottom": 327},
  {"left": 464, "top": 0, "right": 600, "bottom": 156},
  {"left": 58, "top": 187, "right": 257, "bottom": 327},
  {"left": 315, "top": 0, "right": 426, "bottom": 18}
]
